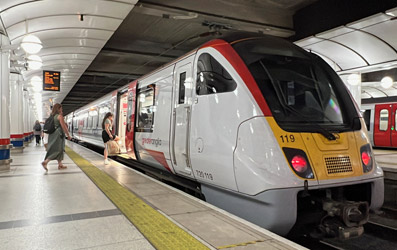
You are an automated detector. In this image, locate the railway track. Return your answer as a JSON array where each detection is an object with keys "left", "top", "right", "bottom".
[{"left": 292, "top": 217, "right": 397, "bottom": 250}]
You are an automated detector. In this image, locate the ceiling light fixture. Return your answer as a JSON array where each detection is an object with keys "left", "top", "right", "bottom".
[
  {"left": 27, "top": 55, "right": 42, "bottom": 70},
  {"left": 381, "top": 76, "right": 394, "bottom": 89},
  {"left": 21, "top": 34, "right": 42, "bottom": 54},
  {"left": 30, "top": 75, "right": 42, "bottom": 92},
  {"left": 347, "top": 73, "right": 361, "bottom": 86}
]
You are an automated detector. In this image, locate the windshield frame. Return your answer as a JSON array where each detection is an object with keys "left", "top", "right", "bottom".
[{"left": 231, "top": 37, "right": 361, "bottom": 133}]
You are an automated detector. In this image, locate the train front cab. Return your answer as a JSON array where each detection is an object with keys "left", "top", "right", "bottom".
[
  {"left": 121, "top": 35, "right": 384, "bottom": 238},
  {"left": 197, "top": 37, "right": 384, "bottom": 238}
]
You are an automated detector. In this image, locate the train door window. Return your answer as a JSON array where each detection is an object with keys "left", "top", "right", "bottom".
[
  {"left": 179, "top": 72, "right": 186, "bottom": 104},
  {"left": 196, "top": 53, "right": 237, "bottom": 95},
  {"left": 363, "top": 109, "right": 371, "bottom": 131},
  {"left": 379, "top": 109, "right": 389, "bottom": 131},
  {"left": 136, "top": 85, "right": 155, "bottom": 132}
]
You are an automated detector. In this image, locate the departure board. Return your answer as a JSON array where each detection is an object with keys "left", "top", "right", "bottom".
[{"left": 43, "top": 71, "right": 61, "bottom": 91}]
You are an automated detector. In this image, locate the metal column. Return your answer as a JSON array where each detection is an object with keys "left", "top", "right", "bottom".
[
  {"left": 0, "top": 34, "right": 12, "bottom": 170},
  {"left": 10, "top": 73, "right": 25, "bottom": 152},
  {"left": 23, "top": 89, "right": 30, "bottom": 145}
]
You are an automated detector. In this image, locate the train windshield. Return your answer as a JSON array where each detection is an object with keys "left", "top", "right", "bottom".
[{"left": 232, "top": 37, "right": 357, "bottom": 132}]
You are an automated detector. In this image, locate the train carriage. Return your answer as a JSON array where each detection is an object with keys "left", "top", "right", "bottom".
[
  {"left": 65, "top": 34, "right": 384, "bottom": 238},
  {"left": 362, "top": 102, "right": 397, "bottom": 148}
]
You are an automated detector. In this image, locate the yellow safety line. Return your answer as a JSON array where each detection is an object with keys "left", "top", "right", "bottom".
[
  {"left": 217, "top": 239, "right": 266, "bottom": 249},
  {"left": 65, "top": 146, "right": 209, "bottom": 250}
]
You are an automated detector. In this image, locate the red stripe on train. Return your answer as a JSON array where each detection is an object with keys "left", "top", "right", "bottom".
[
  {"left": 201, "top": 39, "right": 272, "bottom": 116},
  {"left": 144, "top": 149, "right": 172, "bottom": 172}
]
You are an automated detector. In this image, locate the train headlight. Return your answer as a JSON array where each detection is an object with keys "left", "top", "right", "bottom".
[
  {"left": 360, "top": 144, "right": 373, "bottom": 173},
  {"left": 283, "top": 148, "right": 314, "bottom": 179}
]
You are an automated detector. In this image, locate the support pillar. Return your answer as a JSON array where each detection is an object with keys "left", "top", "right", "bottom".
[
  {"left": 23, "top": 89, "right": 30, "bottom": 145},
  {"left": 0, "top": 34, "right": 12, "bottom": 170},
  {"left": 341, "top": 73, "right": 362, "bottom": 109},
  {"left": 9, "top": 73, "right": 24, "bottom": 152},
  {"left": 28, "top": 102, "right": 33, "bottom": 142}
]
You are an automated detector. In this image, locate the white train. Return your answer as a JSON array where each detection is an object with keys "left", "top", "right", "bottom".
[{"left": 65, "top": 34, "right": 384, "bottom": 238}]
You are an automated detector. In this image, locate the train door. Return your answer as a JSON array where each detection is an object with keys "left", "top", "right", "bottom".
[
  {"left": 117, "top": 91, "right": 128, "bottom": 153},
  {"left": 392, "top": 104, "right": 397, "bottom": 147},
  {"left": 374, "top": 103, "right": 395, "bottom": 147},
  {"left": 170, "top": 60, "right": 193, "bottom": 176}
]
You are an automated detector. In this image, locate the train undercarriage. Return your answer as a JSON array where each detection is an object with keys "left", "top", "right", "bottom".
[{"left": 290, "top": 182, "right": 373, "bottom": 239}]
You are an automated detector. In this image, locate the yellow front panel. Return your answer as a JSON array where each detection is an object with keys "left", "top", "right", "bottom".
[{"left": 266, "top": 117, "right": 366, "bottom": 181}]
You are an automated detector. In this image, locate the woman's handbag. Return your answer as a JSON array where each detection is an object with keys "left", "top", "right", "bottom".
[{"left": 106, "top": 140, "right": 120, "bottom": 155}]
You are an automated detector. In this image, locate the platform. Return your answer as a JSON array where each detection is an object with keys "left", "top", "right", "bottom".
[
  {"left": 0, "top": 142, "right": 305, "bottom": 249},
  {"left": 374, "top": 149, "right": 397, "bottom": 172}
]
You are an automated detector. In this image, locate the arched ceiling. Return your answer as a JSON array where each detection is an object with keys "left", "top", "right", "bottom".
[
  {"left": 295, "top": 7, "right": 397, "bottom": 102},
  {"left": 0, "top": 0, "right": 137, "bottom": 118},
  {"left": 0, "top": 0, "right": 397, "bottom": 117}
]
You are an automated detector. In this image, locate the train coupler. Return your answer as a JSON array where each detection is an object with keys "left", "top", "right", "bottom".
[{"left": 317, "top": 199, "right": 369, "bottom": 238}]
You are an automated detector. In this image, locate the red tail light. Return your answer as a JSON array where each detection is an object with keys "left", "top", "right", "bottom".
[
  {"left": 283, "top": 148, "right": 314, "bottom": 179},
  {"left": 361, "top": 151, "right": 371, "bottom": 166},
  {"left": 360, "top": 144, "right": 373, "bottom": 173},
  {"left": 291, "top": 155, "right": 307, "bottom": 173}
]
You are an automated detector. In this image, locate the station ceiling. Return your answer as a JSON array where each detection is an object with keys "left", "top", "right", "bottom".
[{"left": 0, "top": 0, "right": 397, "bottom": 116}]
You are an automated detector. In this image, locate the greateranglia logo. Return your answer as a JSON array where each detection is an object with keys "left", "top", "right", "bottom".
[{"left": 142, "top": 138, "right": 162, "bottom": 147}]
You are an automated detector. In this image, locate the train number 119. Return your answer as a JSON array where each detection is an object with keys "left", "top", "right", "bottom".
[{"left": 280, "top": 134, "right": 295, "bottom": 143}]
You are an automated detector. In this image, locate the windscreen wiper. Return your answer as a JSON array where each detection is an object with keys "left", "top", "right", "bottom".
[
  {"left": 283, "top": 105, "right": 337, "bottom": 141},
  {"left": 258, "top": 60, "right": 337, "bottom": 141}
]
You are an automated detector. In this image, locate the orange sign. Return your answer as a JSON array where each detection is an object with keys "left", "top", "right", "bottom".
[{"left": 43, "top": 71, "right": 60, "bottom": 91}]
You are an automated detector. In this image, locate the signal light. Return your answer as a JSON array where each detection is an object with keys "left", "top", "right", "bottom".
[
  {"left": 360, "top": 144, "right": 373, "bottom": 173},
  {"left": 291, "top": 155, "right": 307, "bottom": 173},
  {"left": 361, "top": 151, "right": 371, "bottom": 166},
  {"left": 283, "top": 147, "right": 314, "bottom": 179}
]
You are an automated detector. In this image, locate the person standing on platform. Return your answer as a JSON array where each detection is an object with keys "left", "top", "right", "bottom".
[
  {"left": 41, "top": 103, "right": 71, "bottom": 171},
  {"left": 101, "top": 112, "right": 119, "bottom": 165},
  {"left": 33, "top": 120, "right": 42, "bottom": 145}
]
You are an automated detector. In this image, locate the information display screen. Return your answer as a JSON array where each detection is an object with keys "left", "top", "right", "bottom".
[{"left": 43, "top": 71, "right": 60, "bottom": 91}]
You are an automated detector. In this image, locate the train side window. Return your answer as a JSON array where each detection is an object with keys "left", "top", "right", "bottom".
[
  {"left": 179, "top": 72, "right": 186, "bottom": 104},
  {"left": 73, "top": 118, "right": 78, "bottom": 131},
  {"left": 136, "top": 85, "right": 155, "bottom": 132},
  {"left": 196, "top": 53, "right": 237, "bottom": 95},
  {"left": 362, "top": 109, "right": 371, "bottom": 131},
  {"left": 379, "top": 109, "right": 388, "bottom": 131},
  {"left": 126, "top": 91, "right": 133, "bottom": 132},
  {"left": 93, "top": 113, "right": 98, "bottom": 129}
]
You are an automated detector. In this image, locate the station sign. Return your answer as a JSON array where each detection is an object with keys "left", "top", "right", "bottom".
[{"left": 43, "top": 71, "right": 61, "bottom": 91}]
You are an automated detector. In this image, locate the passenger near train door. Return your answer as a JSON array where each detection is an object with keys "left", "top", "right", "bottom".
[
  {"left": 117, "top": 90, "right": 128, "bottom": 153},
  {"left": 374, "top": 103, "right": 397, "bottom": 147},
  {"left": 171, "top": 59, "right": 193, "bottom": 176}
]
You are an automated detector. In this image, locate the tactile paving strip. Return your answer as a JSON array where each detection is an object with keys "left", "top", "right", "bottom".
[{"left": 65, "top": 146, "right": 209, "bottom": 250}]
